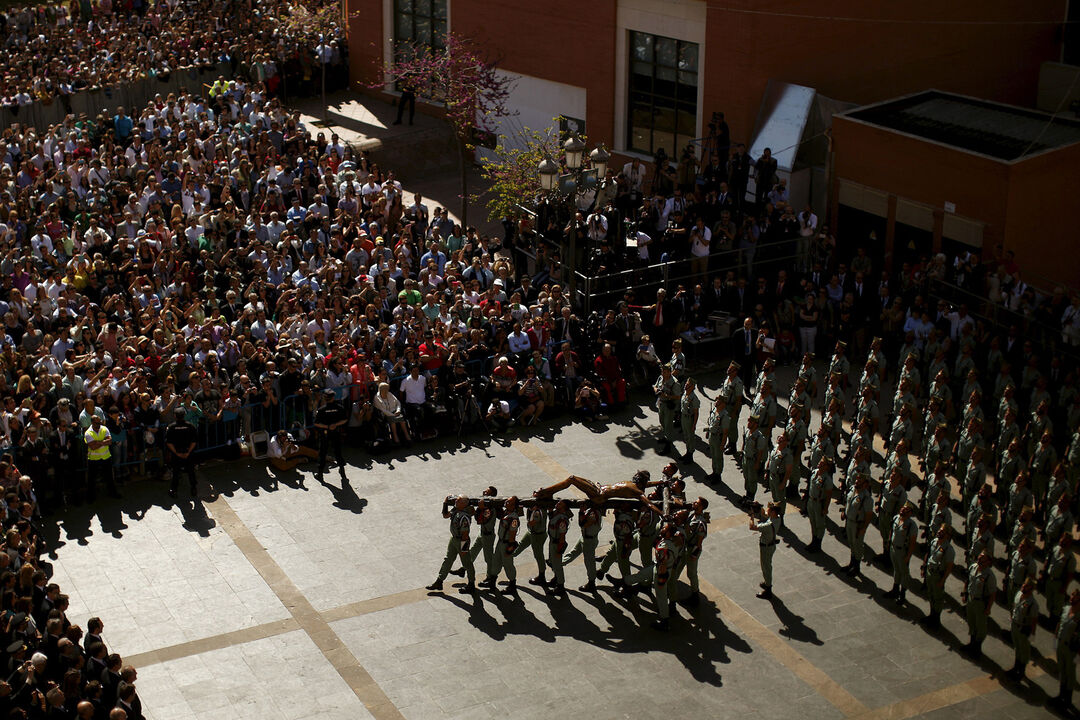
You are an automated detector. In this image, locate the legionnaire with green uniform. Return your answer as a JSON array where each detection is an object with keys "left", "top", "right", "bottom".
[
  {"left": 829, "top": 341, "right": 850, "bottom": 391},
  {"left": 966, "top": 484, "right": 998, "bottom": 543},
  {"left": 1045, "top": 494, "right": 1076, "bottom": 548},
  {"left": 789, "top": 377, "right": 811, "bottom": 421},
  {"left": 516, "top": 503, "right": 549, "bottom": 586},
  {"left": 823, "top": 373, "right": 846, "bottom": 425},
  {"left": 1047, "top": 464, "right": 1072, "bottom": 510},
  {"left": 682, "top": 497, "right": 709, "bottom": 606},
  {"left": 546, "top": 499, "right": 572, "bottom": 593},
  {"left": 650, "top": 523, "right": 679, "bottom": 631},
  {"left": 752, "top": 381, "right": 779, "bottom": 446},
  {"left": 998, "top": 439, "right": 1024, "bottom": 506},
  {"left": 599, "top": 506, "right": 636, "bottom": 589},
  {"left": 876, "top": 468, "right": 907, "bottom": 568},
  {"left": 962, "top": 550, "right": 998, "bottom": 657},
  {"left": 1026, "top": 400, "right": 1053, "bottom": 458},
  {"left": 805, "top": 456, "right": 834, "bottom": 553},
  {"left": 784, "top": 403, "right": 808, "bottom": 484},
  {"left": 1007, "top": 507, "right": 1037, "bottom": 557},
  {"left": 1052, "top": 590, "right": 1080, "bottom": 710},
  {"left": 995, "top": 407, "right": 1020, "bottom": 476},
  {"left": 922, "top": 462, "right": 951, "bottom": 529},
  {"left": 883, "top": 438, "right": 913, "bottom": 492},
  {"left": 766, "top": 432, "right": 794, "bottom": 525},
  {"left": 885, "top": 503, "right": 917, "bottom": 603},
  {"left": 1031, "top": 430, "right": 1058, "bottom": 513},
  {"left": 843, "top": 473, "right": 874, "bottom": 577},
  {"left": 1006, "top": 537, "right": 1037, "bottom": 607},
  {"left": 491, "top": 496, "right": 522, "bottom": 594},
  {"left": 722, "top": 362, "right": 746, "bottom": 455},
  {"left": 741, "top": 415, "right": 767, "bottom": 506},
  {"left": 967, "top": 514, "right": 996, "bottom": 569},
  {"left": 798, "top": 352, "right": 818, "bottom": 401},
  {"left": 705, "top": 395, "right": 731, "bottom": 482},
  {"left": 562, "top": 501, "right": 603, "bottom": 592},
  {"left": 629, "top": 503, "right": 662, "bottom": 584},
  {"left": 962, "top": 446, "right": 988, "bottom": 507},
  {"left": 428, "top": 495, "right": 476, "bottom": 593},
  {"left": 1004, "top": 469, "right": 1034, "bottom": 532},
  {"left": 806, "top": 424, "right": 835, "bottom": 499},
  {"left": 953, "top": 417, "right": 982, "bottom": 491},
  {"left": 679, "top": 377, "right": 701, "bottom": 462},
  {"left": 750, "top": 502, "right": 780, "bottom": 599},
  {"left": 922, "top": 424, "right": 950, "bottom": 480},
  {"left": 1043, "top": 533, "right": 1076, "bottom": 621},
  {"left": 471, "top": 487, "right": 498, "bottom": 583},
  {"left": 920, "top": 523, "right": 955, "bottom": 628},
  {"left": 1066, "top": 429, "right": 1080, "bottom": 489},
  {"left": 654, "top": 365, "right": 681, "bottom": 454},
  {"left": 1008, "top": 577, "right": 1039, "bottom": 680},
  {"left": 855, "top": 386, "right": 881, "bottom": 443},
  {"left": 920, "top": 398, "right": 945, "bottom": 455}
]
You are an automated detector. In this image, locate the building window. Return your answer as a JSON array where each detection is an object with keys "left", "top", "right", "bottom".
[
  {"left": 627, "top": 31, "right": 698, "bottom": 159},
  {"left": 393, "top": 0, "right": 447, "bottom": 60}
]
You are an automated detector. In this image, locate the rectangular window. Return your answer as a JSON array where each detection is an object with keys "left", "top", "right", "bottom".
[
  {"left": 393, "top": 0, "right": 447, "bottom": 62},
  {"left": 627, "top": 30, "right": 698, "bottom": 158}
]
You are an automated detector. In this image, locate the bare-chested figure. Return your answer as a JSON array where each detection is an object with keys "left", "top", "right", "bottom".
[{"left": 534, "top": 470, "right": 664, "bottom": 514}]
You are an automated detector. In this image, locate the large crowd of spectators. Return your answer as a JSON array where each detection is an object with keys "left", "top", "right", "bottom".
[
  {"left": 0, "top": 0, "right": 1076, "bottom": 708},
  {"left": 0, "top": 0, "right": 346, "bottom": 112}
]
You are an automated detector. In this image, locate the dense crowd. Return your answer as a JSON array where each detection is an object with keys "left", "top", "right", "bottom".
[
  {"left": 0, "top": 0, "right": 346, "bottom": 111},
  {"left": 0, "top": 3, "right": 1077, "bottom": 707},
  {"left": 0, "top": 456, "right": 143, "bottom": 719}
]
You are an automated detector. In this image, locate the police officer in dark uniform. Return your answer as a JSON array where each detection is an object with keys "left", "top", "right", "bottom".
[
  {"left": 314, "top": 388, "right": 347, "bottom": 476},
  {"left": 165, "top": 407, "right": 198, "bottom": 499}
]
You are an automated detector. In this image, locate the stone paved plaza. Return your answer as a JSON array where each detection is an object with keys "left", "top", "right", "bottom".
[{"left": 45, "top": 378, "right": 1069, "bottom": 720}]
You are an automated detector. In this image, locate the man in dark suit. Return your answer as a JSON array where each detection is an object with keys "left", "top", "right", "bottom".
[
  {"left": 683, "top": 284, "right": 708, "bottom": 327},
  {"left": 771, "top": 269, "right": 792, "bottom": 308},
  {"left": 725, "top": 277, "right": 751, "bottom": 318},
  {"left": 731, "top": 317, "right": 757, "bottom": 389},
  {"left": 553, "top": 306, "right": 584, "bottom": 349}
]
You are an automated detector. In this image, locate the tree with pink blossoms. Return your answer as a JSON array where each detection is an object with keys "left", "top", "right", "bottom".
[{"left": 375, "top": 33, "right": 515, "bottom": 227}]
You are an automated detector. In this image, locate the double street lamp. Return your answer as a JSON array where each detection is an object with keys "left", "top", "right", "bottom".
[{"left": 537, "top": 135, "right": 610, "bottom": 298}]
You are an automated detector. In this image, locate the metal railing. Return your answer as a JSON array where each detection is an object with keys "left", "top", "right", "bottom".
[{"left": 573, "top": 238, "right": 801, "bottom": 315}]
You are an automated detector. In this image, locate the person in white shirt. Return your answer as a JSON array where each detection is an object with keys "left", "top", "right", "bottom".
[
  {"left": 373, "top": 382, "right": 410, "bottom": 445},
  {"left": 507, "top": 322, "right": 532, "bottom": 363},
  {"left": 400, "top": 364, "right": 428, "bottom": 432},
  {"left": 267, "top": 429, "right": 318, "bottom": 471}
]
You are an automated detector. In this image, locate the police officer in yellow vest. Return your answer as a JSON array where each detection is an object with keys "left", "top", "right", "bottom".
[{"left": 84, "top": 414, "right": 119, "bottom": 501}]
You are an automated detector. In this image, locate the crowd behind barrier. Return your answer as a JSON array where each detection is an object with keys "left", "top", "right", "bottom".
[{"left": 0, "top": 8, "right": 1078, "bottom": 712}]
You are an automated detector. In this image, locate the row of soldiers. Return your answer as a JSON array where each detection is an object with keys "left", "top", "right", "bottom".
[
  {"left": 689, "top": 334, "right": 1080, "bottom": 708},
  {"left": 427, "top": 469, "right": 711, "bottom": 631}
]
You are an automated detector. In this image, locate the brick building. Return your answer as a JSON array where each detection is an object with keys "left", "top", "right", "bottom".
[{"left": 346, "top": 0, "right": 1074, "bottom": 282}]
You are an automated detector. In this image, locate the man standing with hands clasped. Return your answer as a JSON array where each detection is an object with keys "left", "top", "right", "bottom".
[
  {"left": 314, "top": 388, "right": 347, "bottom": 477},
  {"left": 165, "top": 407, "right": 197, "bottom": 500}
]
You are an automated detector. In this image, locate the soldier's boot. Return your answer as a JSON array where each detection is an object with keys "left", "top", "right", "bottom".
[
  {"left": 1006, "top": 662, "right": 1024, "bottom": 680},
  {"left": 478, "top": 576, "right": 496, "bottom": 588},
  {"left": 501, "top": 580, "right": 518, "bottom": 595},
  {"left": 806, "top": 538, "right": 821, "bottom": 553},
  {"left": 961, "top": 638, "right": 981, "bottom": 656},
  {"left": 650, "top": 617, "right": 670, "bottom": 631},
  {"left": 897, "top": 587, "right": 907, "bottom": 604},
  {"left": 458, "top": 581, "right": 476, "bottom": 594},
  {"left": 756, "top": 585, "right": 773, "bottom": 599},
  {"left": 449, "top": 568, "right": 466, "bottom": 577},
  {"left": 550, "top": 582, "right": 567, "bottom": 595},
  {"left": 883, "top": 584, "right": 899, "bottom": 599},
  {"left": 578, "top": 581, "right": 597, "bottom": 593},
  {"left": 426, "top": 579, "right": 444, "bottom": 591},
  {"left": 605, "top": 573, "right": 624, "bottom": 588},
  {"left": 683, "top": 591, "right": 700, "bottom": 607},
  {"left": 680, "top": 450, "right": 694, "bottom": 463},
  {"left": 529, "top": 573, "right": 547, "bottom": 586}
]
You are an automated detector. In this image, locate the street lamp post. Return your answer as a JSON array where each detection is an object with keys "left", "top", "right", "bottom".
[{"left": 537, "top": 136, "right": 610, "bottom": 304}]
